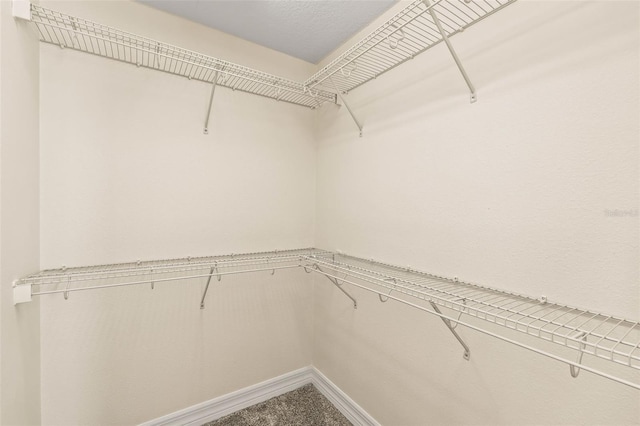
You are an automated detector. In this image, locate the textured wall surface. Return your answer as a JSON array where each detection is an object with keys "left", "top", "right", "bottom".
[
  {"left": 0, "top": 1, "right": 41, "bottom": 424},
  {"left": 39, "top": 1, "right": 316, "bottom": 424},
  {"left": 314, "top": 1, "right": 639, "bottom": 424}
]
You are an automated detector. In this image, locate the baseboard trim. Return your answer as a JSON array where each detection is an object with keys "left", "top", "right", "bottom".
[
  {"left": 310, "top": 368, "right": 380, "bottom": 426},
  {"left": 140, "top": 367, "right": 313, "bottom": 426},
  {"left": 140, "top": 366, "right": 379, "bottom": 426}
]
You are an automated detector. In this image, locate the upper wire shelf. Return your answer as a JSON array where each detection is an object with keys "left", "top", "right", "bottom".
[
  {"left": 30, "top": 5, "right": 337, "bottom": 109},
  {"left": 305, "top": 0, "right": 517, "bottom": 94}
]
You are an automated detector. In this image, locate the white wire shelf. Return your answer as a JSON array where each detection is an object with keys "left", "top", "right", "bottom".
[
  {"left": 305, "top": 0, "right": 517, "bottom": 94},
  {"left": 25, "top": 0, "right": 520, "bottom": 137},
  {"left": 30, "top": 5, "right": 337, "bottom": 109},
  {"left": 15, "top": 248, "right": 327, "bottom": 299},
  {"left": 304, "top": 252, "right": 640, "bottom": 390},
  {"left": 13, "top": 249, "right": 640, "bottom": 389}
]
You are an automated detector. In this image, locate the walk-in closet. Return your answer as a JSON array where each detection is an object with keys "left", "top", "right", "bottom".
[{"left": 0, "top": 0, "right": 638, "bottom": 424}]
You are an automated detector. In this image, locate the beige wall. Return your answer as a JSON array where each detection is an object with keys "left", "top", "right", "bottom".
[
  {"left": 314, "top": 1, "right": 639, "bottom": 424},
  {"left": 39, "top": 1, "right": 315, "bottom": 424},
  {"left": 0, "top": 0, "right": 41, "bottom": 424}
]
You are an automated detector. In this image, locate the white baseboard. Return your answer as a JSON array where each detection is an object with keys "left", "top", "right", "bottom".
[
  {"left": 141, "top": 366, "right": 379, "bottom": 426},
  {"left": 310, "top": 368, "right": 380, "bottom": 426}
]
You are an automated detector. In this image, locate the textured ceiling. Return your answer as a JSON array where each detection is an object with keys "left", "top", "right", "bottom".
[{"left": 139, "top": 0, "right": 397, "bottom": 64}]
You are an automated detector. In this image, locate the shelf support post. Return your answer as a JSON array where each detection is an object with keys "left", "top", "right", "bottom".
[
  {"left": 199, "top": 266, "right": 217, "bottom": 309},
  {"left": 424, "top": 0, "right": 477, "bottom": 103},
  {"left": 203, "top": 71, "right": 219, "bottom": 135},
  {"left": 312, "top": 265, "right": 358, "bottom": 309},
  {"left": 429, "top": 301, "right": 471, "bottom": 360},
  {"left": 329, "top": 77, "right": 363, "bottom": 137}
]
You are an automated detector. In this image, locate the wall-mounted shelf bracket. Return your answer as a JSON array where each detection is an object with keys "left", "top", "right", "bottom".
[
  {"left": 312, "top": 265, "right": 358, "bottom": 309},
  {"left": 329, "top": 77, "right": 363, "bottom": 137},
  {"left": 570, "top": 331, "right": 588, "bottom": 378},
  {"left": 12, "top": 0, "right": 31, "bottom": 20},
  {"left": 203, "top": 71, "right": 219, "bottom": 135},
  {"left": 429, "top": 301, "right": 471, "bottom": 360},
  {"left": 13, "top": 281, "right": 32, "bottom": 305},
  {"left": 424, "top": 0, "right": 477, "bottom": 104}
]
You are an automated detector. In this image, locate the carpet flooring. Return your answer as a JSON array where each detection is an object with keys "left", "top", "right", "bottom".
[{"left": 203, "top": 383, "right": 353, "bottom": 426}]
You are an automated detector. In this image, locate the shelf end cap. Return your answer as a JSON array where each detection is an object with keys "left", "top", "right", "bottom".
[
  {"left": 12, "top": 0, "right": 31, "bottom": 20},
  {"left": 13, "top": 283, "right": 32, "bottom": 305}
]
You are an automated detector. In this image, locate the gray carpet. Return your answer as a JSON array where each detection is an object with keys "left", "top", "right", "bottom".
[{"left": 203, "top": 384, "right": 353, "bottom": 426}]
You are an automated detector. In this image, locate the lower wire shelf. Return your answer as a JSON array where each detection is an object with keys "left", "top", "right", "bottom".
[
  {"left": 304, "top": 252, "right": 640, "bottom": 391},
  {"left": 13, "top": 248, "right": 328, "bottom": 302},
  {"left": 13, "top": 248, "right": 640, "bottom": 390}
]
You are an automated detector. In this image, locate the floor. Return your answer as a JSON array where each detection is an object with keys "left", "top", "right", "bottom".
[{"left": 203, "top": 384, "right": 353, "bottom": 426}]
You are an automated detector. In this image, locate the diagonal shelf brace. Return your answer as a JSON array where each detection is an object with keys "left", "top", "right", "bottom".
[
  {"left": 429, "top": 301, "right": 471, "bottom": 360},
  {"left": 329, "top": 77, "right": 363, "bottom": 137},
  {"left": 200, "top": 265, "right": 219, "bottom": 309},
  {"left": 311, "top": 265, "right": 358, "bottom": 309},
  {"left": 203, "top": 71, "right": 219, "bottom": 135},
  {"left": 424, "top": 0, "right": 477, "bottom": 103}
]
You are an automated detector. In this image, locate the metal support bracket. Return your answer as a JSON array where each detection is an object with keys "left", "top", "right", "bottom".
[
  {"left": 570, "top": 331, "right": 587, "bottom": 378},
  {"left": 313, "top": 265, "right": 358, "bottom": 309},
  {"left": 328, "top": 77, "right": 363, "bottom": 137},
  {"left": 203, "top": 71, "right": 219, "bottom": 135},
  {"left": 429, "top": 301, "right": 471, "bottom": 360},
  {"left": 13, "top": 282, "right": 32, "bottom": 305},
  {"left": 424, "top": 0, "right": 477, "bottom": 103},
  {"left": 199, "top": 265, "right": 219, "bottom": 309}
]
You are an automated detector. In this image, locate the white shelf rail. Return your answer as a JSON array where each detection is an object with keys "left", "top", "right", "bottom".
[{"left": 28, "top": 5, "right": 337, "bottom": 113}]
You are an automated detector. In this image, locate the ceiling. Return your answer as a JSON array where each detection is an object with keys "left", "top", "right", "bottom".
[{"left": 139, "top": 0, "right": 397, "bottom": 64}]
